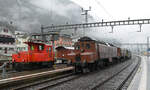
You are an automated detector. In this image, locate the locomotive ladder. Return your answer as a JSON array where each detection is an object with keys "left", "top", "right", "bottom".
[{"left": 41, "top": 18, "right": 150, "bottom": 33}]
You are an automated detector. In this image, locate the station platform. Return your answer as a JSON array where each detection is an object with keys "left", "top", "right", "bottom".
[{"left": 128, "top": 56, "right": 149, "bottom": 90}]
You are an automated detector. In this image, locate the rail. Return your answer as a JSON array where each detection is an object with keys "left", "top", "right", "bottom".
[
  {"left": 92, "top": 57, "right": 140, "bottom": 90},
  {"left": 0, "top": 66, "right": 74, "bottom": 89}
]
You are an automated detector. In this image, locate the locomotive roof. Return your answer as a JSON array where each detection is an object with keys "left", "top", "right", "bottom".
[
  {"left": 56, "top": 46, "right": 74, "bottom": 50},
  {"left": 24, "top": 41, "right": 45, "bottom": 45},
  {"left": 78, "top": 36, "right": 117, "bottom": 46},
  {"left": 78, "top": 36, "right": 107, "bottom": 45},
  {"left": 78, "top": 36, "right": 94, "bottom": 41}
]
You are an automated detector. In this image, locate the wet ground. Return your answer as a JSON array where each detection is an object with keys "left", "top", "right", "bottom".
[{"left": 128, "top": 56, "right": 148, "bottom": 90}]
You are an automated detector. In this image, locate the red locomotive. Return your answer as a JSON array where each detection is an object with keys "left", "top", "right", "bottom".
[
  {"left": 12, "top": 40, "right": 54, "bottom": 71},
  {"left": 56, "top": 36, "right": 131, "bottom": 73}
]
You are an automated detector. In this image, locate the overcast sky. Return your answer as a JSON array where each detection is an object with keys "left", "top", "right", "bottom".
[
  {"left": 70, "top": 0, "right": 150, "bottom": 43},
  {"left": 71, "top": 0, "right": 150, "bottom": 20}
]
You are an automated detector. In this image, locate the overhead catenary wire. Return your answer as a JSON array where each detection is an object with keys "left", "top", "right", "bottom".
[
  {"left": 15, "top": 0, "right": 22, "bottom": 26},
  {"left": 49, "top": 0, "right": 53, "bottom": 22},
  {"left": 94, "top": 0, "right": 113, "bottom": 19}
]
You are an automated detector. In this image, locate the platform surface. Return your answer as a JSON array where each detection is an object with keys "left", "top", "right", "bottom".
[
  {"left": 0, "top": 66, "right": 74, "bottom": 85},
  {"left": 128, "top": 56, "right": 149, "bottom": 90}
]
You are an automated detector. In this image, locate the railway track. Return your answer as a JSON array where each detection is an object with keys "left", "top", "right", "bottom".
[
  {"left": 0, "top": 57, "right": 140, "bottom": 90},
  {"left": 41, "top": 57, "right": 139, "bottom": 90},
  {"left": 91, "top": 57, "right": 140, "bottom": 90},
  {"left": 0, "top": 64, "right": 67, "bottom": 79},
  {"left": 0, "top": 66, "right": 74, "bottom": 90},
  {"left": 12, "top": 72, "right": 80, "bottom": 90}
]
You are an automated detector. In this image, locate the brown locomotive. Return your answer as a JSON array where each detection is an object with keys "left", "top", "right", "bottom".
[
  {"left": 56, "top": 46, "right": 74, "bottom": 64},
  {"left": 56, "top": 36, "right": 131, "bottom": 73}
]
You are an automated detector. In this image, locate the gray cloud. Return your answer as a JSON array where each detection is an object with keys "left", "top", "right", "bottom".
[
  {"left": 0, "top": 0, "right": 121, "bottom": 45},
  {"left": 0, "top": 0, "right": 85, "bottom": 33}
]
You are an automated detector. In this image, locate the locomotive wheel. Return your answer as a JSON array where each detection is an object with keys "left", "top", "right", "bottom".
[
  {"left": 74, "top": 65, "right": 81, "bottom": 74},
  {"left": 82, "top": 68, "right": 89, "bottom": 73},
  {"left": 48, "top": 61, "right": 53, "bottom": 68},
  {"left": 74, "top": 66, "right": 79, "bottom": 73},
  {"left": 78, "top": 66, "right": 83, "bottom": 73},
  {"left": 99, "top": 60, "right": 104, "bottom": 69},
  {"left": 38, "top": 62, "right": 43, "bottom": 68},
  {"left": 119, "top": 58, "right": 122, "bottom": 62},
  {"left": 94, "top": 61, "right": 98, "bottom": 70},
  {"left": 116, "top": 58, "right": 120, "bottom": 63},
  {"left": 104, "top": 59, "right": 110, "bottom": 67},
  {"left": 12, "top": 63, "right": 16, "bottom": 70},
  {"left": 15, "top": 63, "right": 23, "bottom": 72},
  {"left": 74, "top": 64, "right": 83, "bottom": 73},
  {"left": 88, "top": 63, "right": 94, "bottom": 72}
]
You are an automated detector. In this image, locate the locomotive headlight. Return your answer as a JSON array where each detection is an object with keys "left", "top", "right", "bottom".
[
  {"left": 22, "top": 59, "right": 24, "bottom": 62},
  {"left": 83, "top": 60, "right": 86, "bottom": 63},
  {"left": 67, "top": 60, "right": 71, "bottom": 65},
  {"left": 62, "top": 54, "right": 64, "bottom": 56},
  {"left": 81, "top": 49, "right": 84, "bottom": 52}
]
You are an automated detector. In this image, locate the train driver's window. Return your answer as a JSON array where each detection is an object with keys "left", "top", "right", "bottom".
[
  {"left": 30, "top": 45, "right": 34, "bottom": 51},
  {"left": 75, "top": 45, "right": 80, "bottom": 50},
  {"left": 49, "top": 47, "right": 51, "bottom": 52},
  {"left": 86, "top": 43, "right": 90, "bottom": 49},
  {"left": 39, "top": 45, "right": 44, "bottom": 51}
]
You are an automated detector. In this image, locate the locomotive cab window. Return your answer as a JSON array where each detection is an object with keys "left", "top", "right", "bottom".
[
  {"left": 75, "top": 45, "right": 80, "bottom": 50},
  {"left": 86, "top": 43, "right": 90, "bottom": 49},
  {"left": 49, "top": 47, "right": 51, "bottom": 52},
  {"left": 39, "top": 45, "right": 44, "bottom": 51},
  {"left": 30, "top": 45, "right": 34, "bottom": 51}
]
